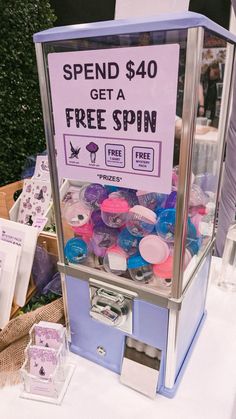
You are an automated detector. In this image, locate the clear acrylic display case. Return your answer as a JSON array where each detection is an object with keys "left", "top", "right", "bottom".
[
  {"left": 34, "top": 13, "right": 236, "bottom": 397},
  {"left": 20, "top": 322, "right": 74, "bottom": 404}
]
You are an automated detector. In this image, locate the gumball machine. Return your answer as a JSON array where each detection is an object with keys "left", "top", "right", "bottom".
[{"left": 34, "top": 13, "right": 236, "bottom": 398}]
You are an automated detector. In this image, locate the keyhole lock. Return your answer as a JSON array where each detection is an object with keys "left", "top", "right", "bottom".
[{"left": 97, "top": 346, "right": 106, "bottom": 356}]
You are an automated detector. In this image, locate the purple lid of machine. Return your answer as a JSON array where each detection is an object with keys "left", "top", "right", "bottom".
[{"left": 33, "top": 12, "right": 236, "bottom": 44}]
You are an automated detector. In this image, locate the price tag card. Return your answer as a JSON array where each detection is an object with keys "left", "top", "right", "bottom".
[
  {"left": 48, "top": 43, "right": 179, "bottom": 194},
  {"left": 32, "top": 216, "right": 48, "bottom": 233}
]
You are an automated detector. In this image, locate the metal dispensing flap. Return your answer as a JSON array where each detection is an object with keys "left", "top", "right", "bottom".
[
  {"left": 120, "top": 339, "right": 162, "bottom": 398},
  {"left": 33, "top": 12, "right": 236, "bottom": 44}
]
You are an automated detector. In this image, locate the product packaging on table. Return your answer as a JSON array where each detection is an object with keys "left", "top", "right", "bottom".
[
  {"left": 21, "top": 321, "right": 74, "bottom": 404},
  {"left": 33, "top": 12, "right": 236, "bottom": 398}
]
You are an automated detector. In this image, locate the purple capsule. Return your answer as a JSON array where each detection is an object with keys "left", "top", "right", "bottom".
[
  {"left": 91, "top": 209, "right": 103, "bottom": 225},
  {"left": 83, "top": 184, "right": 108, "bottom": 208},
  {"left": 165, "top": 191, "right": 177, "bottom": 209},
  {"left": 91, "top": 222, "right": 118, "bottom": 257}
]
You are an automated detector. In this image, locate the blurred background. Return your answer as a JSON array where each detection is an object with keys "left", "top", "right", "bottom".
[{"left": 0, "top": 0, "right": 231, "bottom": 186}]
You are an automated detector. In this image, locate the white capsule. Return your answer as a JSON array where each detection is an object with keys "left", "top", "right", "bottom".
[
  {"left": 145, "top": 345, "right": 161, "bottom": 359},
  {"left": 135, "top": 340, "right": 145, "bottom": 352},
  {"left": 126, "top": 337, "right": 134, "bottom": 348}
]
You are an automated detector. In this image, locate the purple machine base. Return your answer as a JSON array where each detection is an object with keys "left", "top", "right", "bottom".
[{"left": 64, "top": 249, "right": 211, "bottom": 396}]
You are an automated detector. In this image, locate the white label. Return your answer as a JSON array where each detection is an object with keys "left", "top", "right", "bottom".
[
  {"left": 108, "top": 252, "right": 127, "bottom": 271},
  {"left": 0, "top": 227, "right": 25, "bottom": 247},
  {"left": 32, "top": 216, "right": 48, "bottom": 233}
]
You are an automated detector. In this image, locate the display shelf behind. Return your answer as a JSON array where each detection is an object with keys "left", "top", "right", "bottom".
[
  {"left": 0, "top": 180, "right": 23, "bottom": 219},
  {"left": 38, "top": 233, "right": 58, "bottom": 258}
]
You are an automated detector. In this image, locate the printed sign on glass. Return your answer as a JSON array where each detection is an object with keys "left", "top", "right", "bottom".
[{"left": 48, "top": 44, "right": 179, "bottom": 193}]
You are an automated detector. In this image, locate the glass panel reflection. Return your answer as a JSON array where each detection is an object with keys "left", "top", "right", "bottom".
[
  {"left": 183, "top": 31, "right": 228, "bottom": 289},
  {"left": 44, "top": 29, "right": 187, "bottom": 297}
]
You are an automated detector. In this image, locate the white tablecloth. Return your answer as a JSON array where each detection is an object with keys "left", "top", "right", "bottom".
[{"left": 1, "top": 257, "right": 236, "bottom": 419}]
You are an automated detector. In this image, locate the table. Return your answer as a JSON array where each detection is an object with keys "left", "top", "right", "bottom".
[
  {"left": 193, "top": 129, "right": 219, "bottom": 175},
  {"left": 195, "top": 128, "right": 218, "bottom": 144},
  {"left": 0, "top": 257, "right": 236, "bottom": 419}
]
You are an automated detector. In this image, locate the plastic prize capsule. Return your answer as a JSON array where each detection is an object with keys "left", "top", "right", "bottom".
[
  {"left": 103, "top": 246, "right": 127, "bottom": 276},
  {"left": 189, "top": 184, "right": 208, "bottom": 208},
  {"left": 172, "top": 166, "right": 179, "bottom": 189},
  {"left": 64, "top": 237, "right": 88, "bottom": 264},
  {"left": 136, "top": 190, "right": 167, "bottom": 211},
  {"left": 63, "top": 200, "right": 91, "bottom": 227},
  {"left": 91, "top": 209, "right": 103, "bottom": 225},
  {"left": 193, "top": 172, "right": 217, "bottom": 193},
  {"left": 190, "top": 210, "right": 206, "bottom": 235},
  {"left": 153, "top": 255, "right": 173, "bottom": 280},
  {"left": 139, "top": 234, "right": 170, "bottom": 264},
  {"left": 136, "top": 191, "right": 159, "bottom": 211},
  {"left": 186, "top": 237, "right": 201, "bottom": 256},
  {"left": 104, "top": 185, "right": 119, "bottom": 194},
  {"left": 155, "top": 208, "right": 197, "bottom": 243},
  {"left": 72, "top": 222, "right": 93, "bottom": 243},
  {"left": 155, "top": 208, "right": 176, "bottom": 242},
  {"left": 154, "top": 207, "right": 165, "bottom": 218},
  {"left": 109, "top": 188, "right": 139, "bottom": 207},
  {"left": 153, "top": 249, "right": 192, "bottom": 282},
  {"left": 91, "top": 222, "right": 118, "bottom": 257},
  {"left": 198, "top": 202, "right": 216, "bottom": 238},
  {"left": 155, "top": 193, "right": 168, "bottom": 210},
  {"left": 164, "top": 191, "right": 177, "bottom": 209},
  {"left": 80, "top": 183, "right": 108, "bottom": 209},
  {"left": 188, "top": 205, "right": 206, "bottom": 218},
  {"left": 172, "top": 166, "right": 195, "bottom": 190},
  {"left": 118, "top": 228, "right": 140, "bottom": 256},
  {"left": 127, "top": 254, "right": 153, "bottom": 283},
  {"left": 100, "top": 198, "right": 129, "bottom": 228},
  {"left": 126, "top": 205, "right": 157, "bottom": 237}
]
